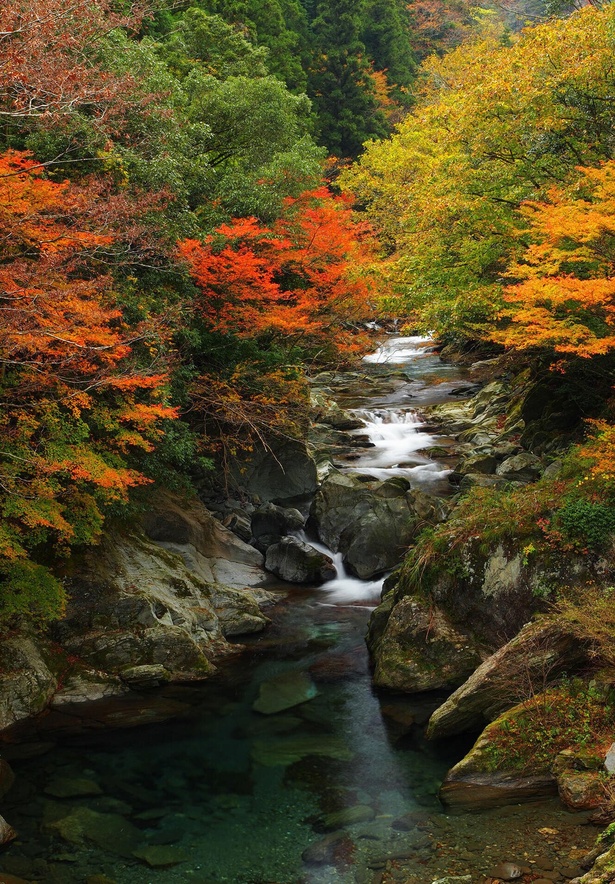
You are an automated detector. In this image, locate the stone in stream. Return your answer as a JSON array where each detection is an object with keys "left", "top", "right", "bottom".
[
  {"left": 487, "top": 862, "right": 524, "bottom": 880},
  {"left": 44, "top": 776, "right": 103, "bottom": 799},
  {"left": 252, "top": 670, "right": 318, "bottom": 714},
  {"left": 43, "top": 807, "right": 142, "bottom": 857},
  {"left": 0, "top": 814, "right": 17, "bottom": 846},
  {"left": 264, "top": 536, "right": 336, "bottom": 584},
  {"left": 250, "top": 502, "right": 305, "bottom": 553},
  {"left": 302, "top": 831, "right": 353, "bottom": 865},
  {"left": 132, "top": 846, "right": 188, "bottom": 868},
  {"left": 318, "top": 804, "right": 375, "bottom": 831},
  {"left": 251, "top": 735, "right": 353, "bottom": 766},
  {"left": 604, "top": 741, "right": 615, "bottom": 773}
]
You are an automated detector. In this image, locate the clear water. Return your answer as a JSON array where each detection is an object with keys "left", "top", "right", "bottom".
[{"left": 0, "top": 337, "right": 597, "bottom": 884}]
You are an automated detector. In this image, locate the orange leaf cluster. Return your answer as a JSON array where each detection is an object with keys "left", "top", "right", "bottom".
[
  {"left": 179, "top": 187, "right": 376, "bottom": 359},
  {"left": 496, "top": 162, "right": 615, "bottom": 358}
]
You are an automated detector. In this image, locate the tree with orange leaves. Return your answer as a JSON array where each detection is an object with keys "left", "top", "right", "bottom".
[
  {"left": 0, "top": 150, "right": 175, "bottom": 617},
  {"left": 496, "top": 162, "right": 615, "bottom": 359}
]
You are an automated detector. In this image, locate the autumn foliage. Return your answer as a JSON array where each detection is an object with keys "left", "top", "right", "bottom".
[
  {"left": 179, "top": 188, "right": 375, "bottom": 357},
  {"left": 497, "top": 163, "right": 615, "bottom": 358},
  {"left": 0, "top": 150, "right": 175, "bottom": 569}
]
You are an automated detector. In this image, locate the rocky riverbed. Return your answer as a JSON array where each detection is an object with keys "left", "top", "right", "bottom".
[{"left": 0, "top": 335, "right": 612, "bottom": 883}]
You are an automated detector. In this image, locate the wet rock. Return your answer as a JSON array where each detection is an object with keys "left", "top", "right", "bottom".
[
  {"left": 251, "top": 735, "right": 353, "bottom": 766},
  {"left": 319, "top": 805, "right": 375, "bottom": 831},
  {"left": 251, "top": 502, "right": 305, "bottom": 552},
  {"left": 496, "top": 452, "right": 543, "bottom": 483},
  {"left": 0, "top": 815, "right": 17, "bottom": 846},
  {"left": 302, "top": 831, "right": 352, "bottom": 864},
  {"left": 0, "top": 874, "right": 32, "bottom": 883},
  {"left": 133, "top": 846, "right": 187, "bottom": 868},
  {"left": 459, "top": 473, "right": 509, "bottom": 492},
  {"left": 310, "top": 471, "right": 420, "bottom": 579},
  {"left": 370, "top": 596, "right": 483, "bottom": 693},
  {"left": 558, "top": 771, "right": 605, "bottom": 811},
  {"left": 487, "top": 862, "right": 523, "bottom": 880},
  {"left": 43, "top": 807, "right": 142, "bottom": 857},
  {"left": 253, "top": 670, "right": 318, "bottom": 714},
  {"left": 427, "top": 620, "right": 586, "bottom": 740},
  {"left": 44, "top": 777, "right": 103, "bottom": 799},
  {"left": 51, "top": 671, "right": 129, "bottom": 707},
  {"left": 265, "top": 537, "right": 336, "bottom": 584},
  {"left": 229, "top": 438, "right": 318, "bottom": 504},
  {"left": 86, "top": 877, "right": 118, "bottom": 884}
]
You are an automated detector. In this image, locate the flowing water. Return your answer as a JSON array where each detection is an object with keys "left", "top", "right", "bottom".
[{"left": 0, "top": 338, "right": 598, "bottom": 884}]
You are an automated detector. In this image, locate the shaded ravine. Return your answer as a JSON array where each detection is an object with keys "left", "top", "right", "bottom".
[{"left": 0, "top": 338, "right": 598, "bottom": 884}]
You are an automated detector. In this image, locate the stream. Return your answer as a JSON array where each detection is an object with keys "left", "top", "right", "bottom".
[{"left": 0, "top": 337, "right": 598, "bottom": 884}]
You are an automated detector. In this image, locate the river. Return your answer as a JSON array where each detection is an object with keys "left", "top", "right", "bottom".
[{"left": 0, "top": 337, "right": 597, "bottom": 884}]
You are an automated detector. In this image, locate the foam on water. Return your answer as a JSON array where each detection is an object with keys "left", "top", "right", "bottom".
[{"left": 362, "top": 334, "right": 433, "bottom": 364}]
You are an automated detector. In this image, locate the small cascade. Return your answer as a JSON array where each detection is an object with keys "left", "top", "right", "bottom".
[
  {"left": 298, "top": 532, "right": 384, "bottom": 606},
  {"left": 362, "top": 334, "right": 434, "bottom": 364}
]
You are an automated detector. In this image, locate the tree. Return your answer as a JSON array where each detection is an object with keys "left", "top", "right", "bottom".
[
  {"left": 308, "top": 0, "right": 388, "bottom": 156},
  {"left": 0, "top": 150, "right": 175, "bottom": 569},
  {"left": 342, "top": 6, "right": 615, "bottom": 339},
  {"left": 496, "top": 163, "right": 615, "bottom": 358}
]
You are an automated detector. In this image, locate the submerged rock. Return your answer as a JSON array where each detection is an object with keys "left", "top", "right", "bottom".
[
  {"left": 253, "top": 670, "right": 318, "bottom": 714},
  {"left": 251, "top": 734, "right": 353, "bottom": 766},
  {"left": 318, "top": 804, "right": 375, "bottom": 831},
  {"left": 265, "top": 537, "right": 336, "bottom": 584},
  {"left": 44, "top": 777, "right": 103, "bottom": 799},
  {"left": 132, "top": 846, "right": 187, "bottom": 868},
  {"left": 302, "top": 831, "right": 353, "bottom": 865},
  {"left": 43, "top": 807, "right": 142, "bottom": 857},
  {"left": 0, "top": 814, "right": 17, "bottom": 846}
]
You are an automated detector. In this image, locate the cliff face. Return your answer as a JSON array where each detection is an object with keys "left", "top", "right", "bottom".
[{"left": 0, "top": 493, "right": 276, "bottom": 739}]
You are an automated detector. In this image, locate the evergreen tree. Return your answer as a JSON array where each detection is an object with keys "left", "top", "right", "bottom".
[
  {"left": 361, "top": 0, "right": 416, "bottom": 102},
  {"left": 309, "top": 0, "right": 388, "bottom": 156}
]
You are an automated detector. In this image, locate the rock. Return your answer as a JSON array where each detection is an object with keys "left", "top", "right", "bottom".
[
  {"left": 265, "top": 537, "right": 336, "bottom": 584},
  {"left": 0, "top": 815, "right": 17, "bottom": 846},
  {"left": 487, "top": 863, "right": 523, "bottom": 880},
  {"left": 251, "top": 503, "right": 305, "bottom": 552},
  {"left": 253, "top": 671, "right": 318, "bottom": 714},
  {"left": 302, "top": 832, "right": 352, "bottom": 865},
  {"left": 51, "top": 671, "right": 129, "bottom": 707},
  {"left": 427, "top": 620, "right": 586, "bottom": 739},
  {"left": 459, "top": 473, "right": 509, "bottom": 492},
  {"left": 431, "top": 878, "right": 472, "bottom": 884},
  {"left": 458, "top": 453, "right": 498, "bottom": 475},
  {"left": 0, "top": 637, "right": 58, "bottom": 732},
  {"left": 251, "top": 735, "right": 353, "bottom": 766},
  {"left": 575, "top": 841, "right": 615, "bottom": 883},
  {"left": 310, "top": 471, "right": 420, "bottom": 579},
  {"left": 229, "top": 438, "right": 318, "bottom": 504},
  {"left": 604, "top": 742, "right": 615, "bottom": 773},
  {"left": 44, "top": 777, "right": 103, "bottom": 799},
  {"left": 132, "top": 846, "right": 187, "bottom": 868},
  {"left": 496, "top": 452, "right": 543, "bottom": 483},
  {"left": 319, "top": 805, "right": 375, "bottom": 831},
  {"left": 370, "top": 596, "right": 483, "bottom": 693},
  {"left": 0, "top": 760, "right": 15, "bottom": 798},
  {"left": 43, "top": 807, "right": 142, "bottom": 857},
  {"left": 558, "top": 771, "right": 605, "bottom": 810},
  {"left": 119, "top": 664, "right": 170, "bottom": 689},
  {"left": 0, "top": 875, "right": 31, "bottom": 884},
  {"left": 86, "top": 877, "right": 117, "bottom": 884},
  {"left": 439, "top": 703, "right": 558, "bottom": 809}
]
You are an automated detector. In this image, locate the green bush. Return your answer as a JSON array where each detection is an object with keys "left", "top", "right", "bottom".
[
  {"left": 0, "top": 561, "right": 66, "bottom": 629},
  {"left": 557, "top": 499, "right": 615, "bottom": 550}
]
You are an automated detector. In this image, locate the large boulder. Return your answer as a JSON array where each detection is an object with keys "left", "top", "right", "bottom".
[
  {"left": 0, "top": 637, "right": 58, "bottom": 733},
  {"left": 439, "top": 707, "right": 558, "bottom": 810},
  {"left": 229, "top": 438, "right": 318, "bottom": 504},
  {"left": 427, "top": 620, "right": 588, "bottom": 740},
  {"left": 310, "top": 472, "right": 421, "bottom": 579},
  {"left": 265, "top": 537, "right": 336, "bottom": 584},
  {"left": 251, "top": 502, "right": 305, "bottom": 553},
  {"left": 369, "top": 596, "right": 484, "bottom": 693}
]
